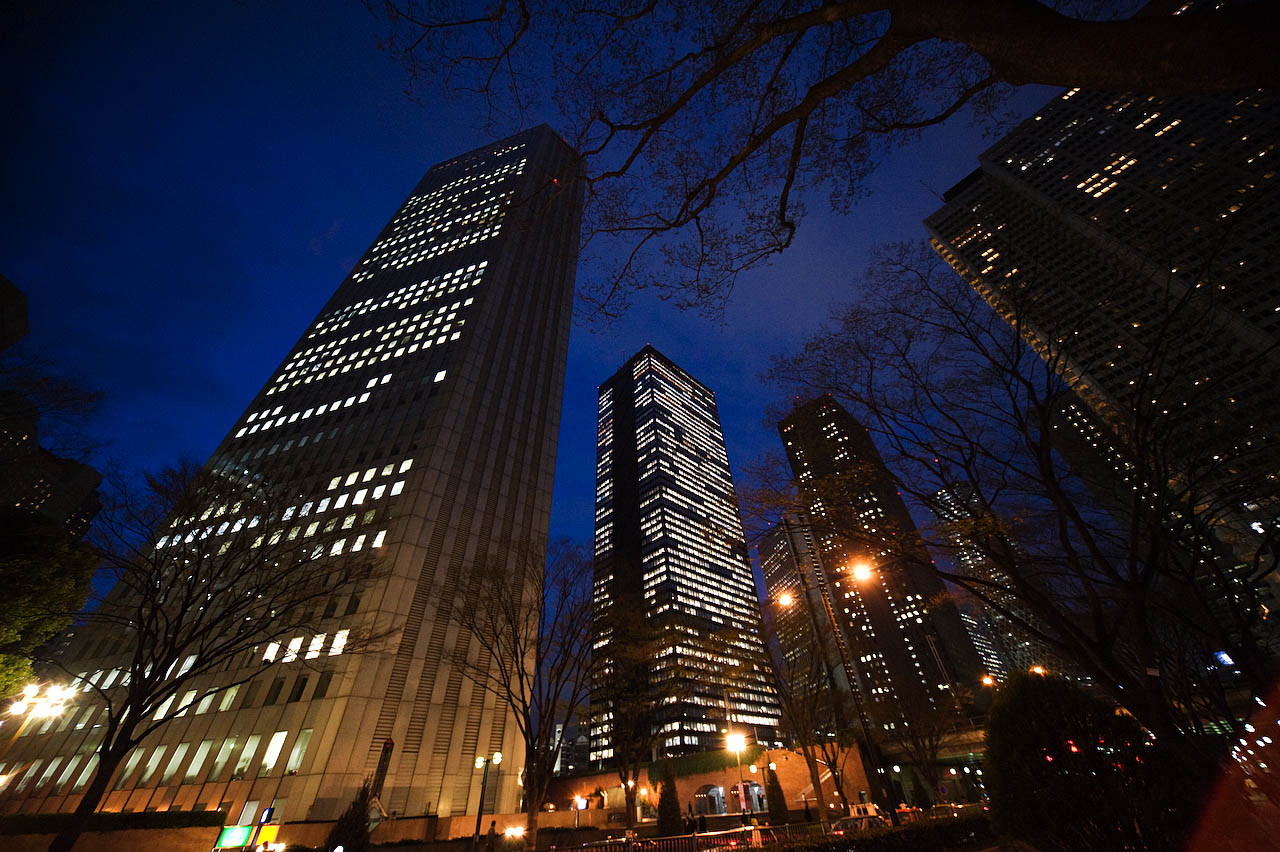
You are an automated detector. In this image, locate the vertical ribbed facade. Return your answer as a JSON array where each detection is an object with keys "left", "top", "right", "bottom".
[
  {"left": 1, "top": 125, "right": 581, "bottom": 823},
  {"left": 589, "top": 346, "right": 779, "bottom": 761}
]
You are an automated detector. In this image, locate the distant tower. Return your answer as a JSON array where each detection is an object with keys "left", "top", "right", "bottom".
[
  {"left": 1, "top": 126, "right": 582, "bottom": 823},
  {"left": 933, "top": 483, "right": 1057, "bottom": 680},
  {"left": 778, "top": 396, "right": 982, "bottom": 720},
  {"left": 589, "top": 346, "right": 779, "bottom": 761}
]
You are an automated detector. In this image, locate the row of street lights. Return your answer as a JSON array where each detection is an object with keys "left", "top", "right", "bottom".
[{"left": 1, "top": 683, "right": 74, "bottom": 789}]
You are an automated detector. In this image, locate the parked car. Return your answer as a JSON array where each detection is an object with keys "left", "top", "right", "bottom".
[
  {"left": 925, "top": 803, "right": 963, "bottom": 819},
  {"left": 831, "top": 803, "right": 890, "bottom": 833}
]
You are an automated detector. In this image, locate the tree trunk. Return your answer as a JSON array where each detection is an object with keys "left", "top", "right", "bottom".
[
  {"left": 47, "top": 744, "right": 128, "bottom": 852},
  {"left": 624, "top": 785, "right": 638, "bottom": 829},
  {"left": 798, "top": 745, "right": 830, "bottom": 819}
]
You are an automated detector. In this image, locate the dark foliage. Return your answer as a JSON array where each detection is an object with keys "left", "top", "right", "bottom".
[
  {"left": 767, "top": 813, "right": 990, "bottom": 852},
  {"left": 656, "top": 762, "right": 684, "bottom": 836},
  {"left": 325, "top": 778, "right": 374, "bottom": 852},
  {"left": 985, "top": 672, "right": 1217, "bottom": 850},
  {"left": 648, "top": 745, "right": 765, "bottom": 783},
  {"left": 765, "top": 766, "right": 788, "bottom": 825},
  {"left": 0, "top": 512, "right": 96, "bottom": 695}
]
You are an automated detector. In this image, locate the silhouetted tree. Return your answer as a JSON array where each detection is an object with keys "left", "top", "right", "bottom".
[
  {"left": 39, "top": 464, "right": 387, "bottom": 852},
  {"left": 452, "top": 539, "right": 596, "bottom": 849},
  {"left": 764, "top": 764, "right": 788, "bottom": 825},
  {"left": 656, "top": 762, "right": 683, "bottom": 836},
  {"left": 986, "top": 673, "right": 1210, "bottom": 851},
  {"left": 326, "top": 778, "right": 375, "bottom": 852},
  {"left": 770, "top": 241, "right": 1278, "bottom": 745},
  {"left": 371, "top": 0, "right": 1280, "bottom": 314}
]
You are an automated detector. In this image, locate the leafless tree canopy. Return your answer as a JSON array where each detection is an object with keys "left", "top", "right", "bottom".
[
  {"left": 451, "top": 539, "right": 595, "bottom": 846},
  {"left": 372, "top": 0, "right": 1279, "bottom": 315},
  {"left": 39, "top": 463, "right": 388, "bottom": 852}
]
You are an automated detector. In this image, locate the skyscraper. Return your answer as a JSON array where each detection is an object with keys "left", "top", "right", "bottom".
[
  {"left": 1, "top": 126, "right": 581, "bottom": 823},
  {"left": 778, "top": 396, "right": 982, "bottom": 721},
  {"left": 589, "top": 346, "right": 779, "bottom": 762},
  {"left": 932, "top": 483, "right": 1056, "bottom": 681},
  {"left": 924, "top": 86, "right": 1280, "bottom": 556},
  {"left": 759, "top": 514, "right": 861, "bottom": 722}
]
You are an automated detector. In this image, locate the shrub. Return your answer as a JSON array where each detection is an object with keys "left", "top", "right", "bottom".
[
  {"left": 766, "top": 814, "right": 991, "bottom": 852},
  {"left": 985, "top": 673, "right": 1215, "bottom": 851},
  {"left": 656, "top": 762, "right": 684, "bottom": 836},
  {"left": 326, "top": 779, "right": 374, "bottom": 852}
]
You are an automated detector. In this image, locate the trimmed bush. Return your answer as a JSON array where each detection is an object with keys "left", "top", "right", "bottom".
[
  {"left": 657, "top": 762, "right": 684, "bottom": 836},
  {"left": 648, "top": 745, "right": 765, "bottom": 782}
]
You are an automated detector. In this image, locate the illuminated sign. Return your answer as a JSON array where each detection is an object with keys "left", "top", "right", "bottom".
[{"left": 215, "top": 825, "right": 253, "bottom": 848}]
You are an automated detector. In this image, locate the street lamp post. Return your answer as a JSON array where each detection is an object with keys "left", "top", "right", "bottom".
[
  {"left": 471, "top": 751, "right": 502, "bottom": 852},
  {"left": 725, "top": 732, "right": 747, "bottom": 816}
]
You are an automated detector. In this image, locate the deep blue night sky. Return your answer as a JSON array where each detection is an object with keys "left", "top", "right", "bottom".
[{"left": 1, "top": 2, "right": 1052, "bottom": 550}]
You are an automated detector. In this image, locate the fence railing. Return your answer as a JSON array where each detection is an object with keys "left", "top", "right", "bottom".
[{"left": 557, "top": 822, "right": 830, "bottom": 852}]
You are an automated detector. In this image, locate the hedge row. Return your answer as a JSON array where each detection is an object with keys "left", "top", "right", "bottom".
[
  {"left": 647, "top": 745, "right": 767, "bottom": 783},
  {"left": 767, "top": 815, "right": 992, "bottom": 852},
  {"left": 0, "top": 808, "right": 227, "bottom": 835}
]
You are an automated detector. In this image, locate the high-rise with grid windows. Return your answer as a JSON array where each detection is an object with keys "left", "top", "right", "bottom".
[
  {"left": 0, "top": 125, "right": 581, "bottom": 825},
  {"left": 589, "top": 346, "right": 779, "bottom": 761},
  {"left": 778, "top": 396, "right": 983, "bottom": 721},
  {"left": 925, "top": 87, "right": 1280, "bottom": 558}
]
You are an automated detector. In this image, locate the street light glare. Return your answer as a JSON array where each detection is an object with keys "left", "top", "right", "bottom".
[
  {"left": 726, "top": 732, "right": 747, "bottom": 752},
  {"left": 778, "top": 593, "right": 793, "bottom": 606},
  {"left": 21, "top": 684, "right": 39, "bottom": 698},
  {"left": 475, "top": 756, "right": 486, "bottom": 769},
  {"left": 851, "top": 562, "right": 874, "bottom": 582},
  {"left": 9, "top": 701, "right": 27, "bottom": 715},
  {"left": 492, "top": 751, "right": 502, "bottom": 765}
]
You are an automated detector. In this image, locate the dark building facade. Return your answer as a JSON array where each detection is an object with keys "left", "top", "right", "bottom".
[
  {"left": 0, "top": 276, "right": 100, "bottom": 536},
  {"left": 589, "top": 346, "right": 779, "bottom": 762},
  {"left": 924, "top": 86, "right": 1280, "bottom": 562},
  {"left": 778, "top": 396, "right": 982, "bottom": 725},
  {"left": 0, "top": 126, "right": 582, "bottom": 823}
]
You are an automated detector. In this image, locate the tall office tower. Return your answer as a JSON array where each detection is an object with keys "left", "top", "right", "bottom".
[
  {"left": 1, "top": 126, "right": 581, "bottom": 823},
  {"left": 759, "top": 515, "right": 860, "bottom": 719},
  {"left": 778, "top": 396, "right": 982, "bottom": 723},
  {"left": 589, "top": 346, "right": 779, "bottom": 761},
  {"left": 924, "top": 86, "right": 1280, "bottom": 555}
]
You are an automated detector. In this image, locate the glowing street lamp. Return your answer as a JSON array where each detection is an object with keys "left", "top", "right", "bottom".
[
  {"left": 471, "top": 751, "right": 502, "bottom": 851},
  {"left": 850, "top": 562, "right": 875, "bottom": 583},
  {"left": 981, "top": 674, "right": 995, "bottom": 687},
  {"left": 726, "top": 732, "right": 749, "bottom": 814},
  {"left": 778, "top": 593, "right": 794, "bottom": 607},
  {"left": 2, "top": 683, "right": 73, "bottom": 770},
  {"left": 1029, "top": 665, "right": 1047, "bottom": 676}
]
